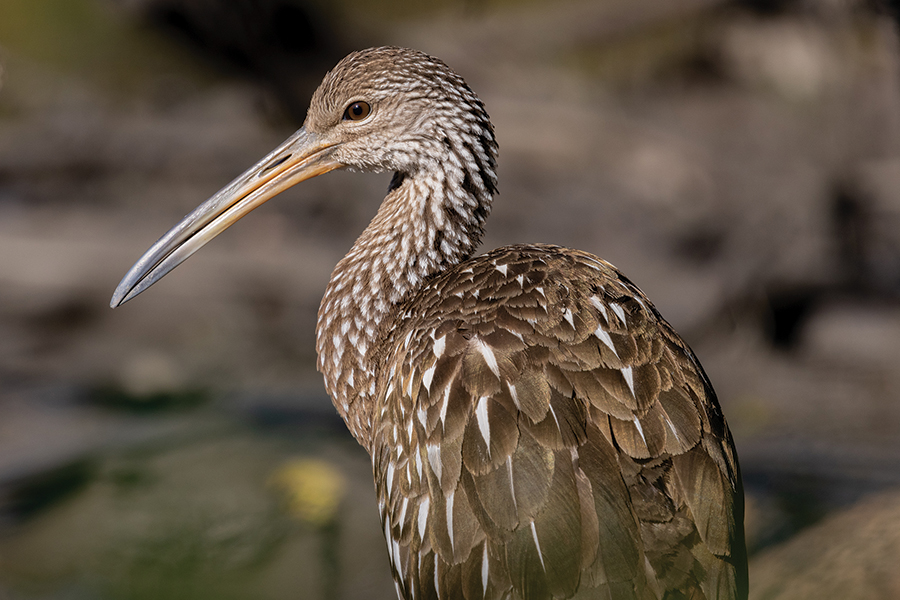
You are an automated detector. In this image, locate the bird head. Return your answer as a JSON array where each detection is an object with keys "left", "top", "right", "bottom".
[
  {"left": 110, "top": 47, "right": 496, "bottom": 307},
  {"left": 305, "top": 47, "right": 496, "bottom": 176}
]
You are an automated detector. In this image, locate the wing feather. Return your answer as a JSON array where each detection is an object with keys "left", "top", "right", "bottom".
[{"left": 371, "top": 245, "right": 746, "bottom": 600}]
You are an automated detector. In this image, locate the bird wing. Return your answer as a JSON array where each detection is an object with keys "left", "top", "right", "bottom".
[{"left": 372, "top": 244, "right": 746, "bottom": 600}]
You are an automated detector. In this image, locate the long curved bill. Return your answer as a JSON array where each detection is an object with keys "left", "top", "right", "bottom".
[{"left": 110, "top": 127, "right": 341, "bottom": 307}]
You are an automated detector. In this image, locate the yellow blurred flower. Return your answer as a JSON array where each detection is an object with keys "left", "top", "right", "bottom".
[{"left": 269, "top": 458, "right": 347, "bottom": 526}]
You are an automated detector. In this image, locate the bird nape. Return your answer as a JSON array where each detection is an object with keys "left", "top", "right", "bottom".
[{"left": 111, "top": 47, "right": 747, "bottom": 600}]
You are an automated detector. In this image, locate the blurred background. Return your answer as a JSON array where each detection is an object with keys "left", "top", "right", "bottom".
[{"left": 2, "top": 0, "right": 900, "bottom": 598}]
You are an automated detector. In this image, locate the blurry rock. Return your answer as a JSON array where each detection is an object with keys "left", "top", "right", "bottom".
[
  {"left": 848, "top": 157, "right": 900, "bottom": 291},
  {"left": 750, "top": 488, "right": 900, "bottom": 599},
  {"left": 801, "top": 301, "right": 900, "bottom": 368},
  {"left": 854, "top": 156, "right": 900, "bottom": 215},
  {"left": 615, "top": 141, "right": 713, "bottom": 212},
  {"left": 93, "top": 351, "right": 207, "bottom": 411},
  {"left": 119, "top": 351, "right": 186, "bottom": 397},
  {"left": 719, "top": 18, "right": 845, "bottom": 101}
]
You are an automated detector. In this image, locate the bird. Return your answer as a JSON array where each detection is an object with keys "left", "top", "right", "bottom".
[{"left": 111, "top": 46, "right": 747, "bottom": 600}]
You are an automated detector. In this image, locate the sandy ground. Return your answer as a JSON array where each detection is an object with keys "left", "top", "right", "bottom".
[{"left": 2, "top": 0, "right": 900, "bottom": 598}]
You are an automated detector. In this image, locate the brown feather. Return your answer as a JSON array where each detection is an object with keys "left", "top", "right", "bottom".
[
  {"left": 507, "top": 369, "right": 551, "bottom": 423},
  {"left": 461, "top": 395, "right": 519, "bottom": 475},
  {"left": 368, "top": 245, "right": 746, "bottom": 599},
  {"left": 672, "top": 450, "right": 734, "bottom": 557},
  {"left": 534, "top": 450, "right": 586, "bottom": 599},
  {"left": 465, "top": 461, "right": 519, "bottom": 536}
]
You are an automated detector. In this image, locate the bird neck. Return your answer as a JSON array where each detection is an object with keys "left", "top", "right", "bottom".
[{"left": 315, "top": 166, "right": 493, "bottom": 449}]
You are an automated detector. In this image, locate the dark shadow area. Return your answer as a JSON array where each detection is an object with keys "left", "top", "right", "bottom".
[
  {"left": 137, "top": 0, "right": 356, "bottom": 121},
  {"left": 1, "top": 459, "right": 96, "bottom": 522}
]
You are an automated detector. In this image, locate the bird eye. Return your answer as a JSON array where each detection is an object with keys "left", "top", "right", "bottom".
[{"left": 343, "top": 101, "right": 371, "bottom": 121}]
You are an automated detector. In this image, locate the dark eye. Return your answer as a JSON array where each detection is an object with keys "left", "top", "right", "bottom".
[{"left": 343, "top": 101, "right": 371, "bottom": 121}]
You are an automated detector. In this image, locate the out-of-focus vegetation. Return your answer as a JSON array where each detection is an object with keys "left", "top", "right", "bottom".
[{"left": 0, "top": 0, "right": 218, "bottom": 94}]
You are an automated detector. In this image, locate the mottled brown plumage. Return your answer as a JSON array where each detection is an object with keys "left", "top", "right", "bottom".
[
  {"left": 371, "top": 246, "right": 745, "bottom": 600},
  {"left": 112, "top": 47, "right": 747, "bottom": 599}
]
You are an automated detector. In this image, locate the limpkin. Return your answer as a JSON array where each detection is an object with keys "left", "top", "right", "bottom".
[{"left": 112, "top": 47, "right": 747, "bottom": 599}]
